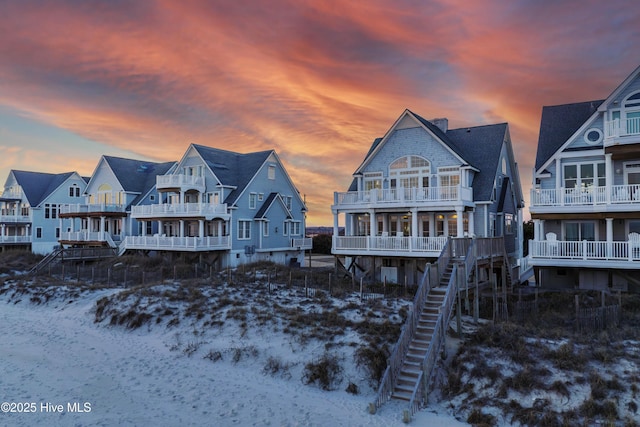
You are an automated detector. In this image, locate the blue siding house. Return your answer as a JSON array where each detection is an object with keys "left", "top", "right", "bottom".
[{"left": 0, "top": 170, "right": 88, "bottom": 254}]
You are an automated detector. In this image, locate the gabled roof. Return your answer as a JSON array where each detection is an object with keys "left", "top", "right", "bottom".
[
  {"left": 9, "top": 170, "right": 77, "bottom": 206},
  {"left": 101, "top": 156, "right": 176, "bottom": 206},
  {"left": 535, "top": 100, "right": 604, "bottom": 171},
  {"left": 254, "top": 192, "right": 292, "bottom": 219},
  {"left": 192, "top": 144, "right": 273, "bottom": 205},
  {"left": 349, "top": 111, "right": 511, "bottom": 201}
]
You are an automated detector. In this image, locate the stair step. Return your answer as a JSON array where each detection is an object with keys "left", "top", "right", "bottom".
[
  {"left": 399, "top": 368, "right": 421, "bottom": 378},
  {"left": 391, "top": 390, "right": 413, "bottom": 402}
]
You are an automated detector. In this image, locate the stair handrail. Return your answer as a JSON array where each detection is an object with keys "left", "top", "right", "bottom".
[
  {"left": 370, "top": 263, "right": 432, "bottom": 413},
  {"left": 27, "top": 248, "right": 63, "bottom": 275},
  {"left": 407, "top": 263, "right": 458, "bottom": 421}
]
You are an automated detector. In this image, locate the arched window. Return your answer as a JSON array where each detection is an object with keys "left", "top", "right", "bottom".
[
  {"left": 613, "top": 91, "right": 640, "bottom": 135},
  {"left": 389, "top": 156, "right": 430, "bottom": 188},
  {"left": 97, "top": 183, "right": 112, "bottom": 204}
]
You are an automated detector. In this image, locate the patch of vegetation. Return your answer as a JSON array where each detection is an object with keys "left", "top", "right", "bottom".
[{"left": 302, "top": 353, "right": 343, "bottom": 391}]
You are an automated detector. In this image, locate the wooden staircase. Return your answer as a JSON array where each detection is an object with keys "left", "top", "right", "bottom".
[{"left": 391, "top": 286, "right": 447, "bottom": 401}]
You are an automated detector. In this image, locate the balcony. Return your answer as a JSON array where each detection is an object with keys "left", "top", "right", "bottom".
[
  {"left": 291, "top": 237, "right": 313, "bottom": 250},
  {"left": 59, "top": 203, "right": 126, "bottom": 217},
  {"left": 156, "top": 174, "right": 205, "bottom": 192},
  {"left": 122, "top": 235, "right": 231, "bottom": 252},
  {"left": 0, "top": 190, "right": 22, "bottom": 200},
  {"left": 604, "top": 117, "right": 640, "bottom": 144},
  {"left": 0, "top": 212, "right": 31, "bottom": 223},
  {"left": 131, "top": 203, "right": 229, "bottom": 220},
  {"left": 530, "top": 185, "right": 640, "bottom": 214},
  {"left": 332, "top": 235, "right": 447, "bottom": 257},
  {"left": 529, "top": 239, "right": 640, "bottom": 269},
  {"left": 0, "top": 235, "right": 31, "bottom": 244},
  {"left": 59, "top": 231, "right": 118, "bottom": 247},
  {"left": 333, "top": 185, "right": 473, "bottom": 210}
]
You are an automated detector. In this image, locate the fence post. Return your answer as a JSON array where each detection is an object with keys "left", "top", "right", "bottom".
[
  {"left": 575, "top": 295, "right": 580, "bottom": 332},
  {"left": 107, "top": 267, "right": 111, "bottom": 286},
  {"left": 329, "top": 273, "right": 332, "bottom": 296},
  {"left": 268, "top": 272, "right": 271, "bottom": 294},
  {"left": 360, "top": 277, "right": 363, "bottom": 299},
  {"left": 305, "top": 275, "right": 308, "bottom": 298},
  {"left": 289, "top": 271, "right": 292, "bottom": 287},
  {"left": 92, "top": 267, "right": 95, "bottom": 283},
  {"left": 77, "top": 265, "right": 80, "bottom": 283},
  {"left": 174, "top": 265, "right": 177, "bottom": 282}
]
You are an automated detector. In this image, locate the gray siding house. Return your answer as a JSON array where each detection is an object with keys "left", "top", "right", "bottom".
[
  {"left": 529, "top": 64, "right": 640, "bottom": 292},
  {"left": 331, "top": 109, "right": 524, "bottom": 284}
]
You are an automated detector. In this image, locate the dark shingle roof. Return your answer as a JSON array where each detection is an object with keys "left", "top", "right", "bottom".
[
  {"left": 10, "top": 170, "right": 75, "bottom": 206},
  {"left": 103, "top": 156, "right": 176, "bottom": 206},
  {"left": 254, "top": 192, "right": 292, "bottom": 219},
  {"left": 192, "top": 144, "right": 272, "bottom": 205},
  {"left": 351, "top": 112, "right": 509, "bottom": 201},
  {"left": 535, "top": 100, "right": 604, "bottom": 170},
  {"left": 447, "top": 123, "right": 508, "bottom": 201}
]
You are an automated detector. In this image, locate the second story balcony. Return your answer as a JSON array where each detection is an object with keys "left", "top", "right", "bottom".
[
  {"left": 604, "top": 117, "right": 640, "bottom": 147},
  {"left": 0, "top": 209, "right": 31, "bottom": 223},
  {"left": 333, "top": 185, "right": 473, "bottom": 211},
  {"left": 530, "top": 184, "right": 640, "bottom": 213},
  {"left": 529, "top": 238, "right": 640, "bottom": 269},
  {"left": 121, "top": 235, "right": 231, "bottom": 252},
  {"left": 131, "top": 203, "right": 229, "bottom": 220},
  {"left": 59, "top": 203, "right": 126, "bottom": 217},
  {"left": 156, "top": 174, "right": 205, "bottom": 193}
]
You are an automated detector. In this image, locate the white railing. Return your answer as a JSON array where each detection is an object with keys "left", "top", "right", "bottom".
[
  {"left": 0, "top": 235, "right": 31, "bottom": 243},
  {"left": 156, "top": 174, "right": 205, "bottom": 189},
  {"left": 372, "top": 264, "right": 433, "bottom": 413},
  {"left": 0, "top": 213, "right": 31, "bottom": 223},
  {"left": 131, "top": 203, "right": 228, "bottom": 217},
  {"left": 59, "top": 204, "right": 126, "bottom": 215},
  {"left": 530, "top": 184, "right": 640, "bottom": 207},
  {"left": 0, "top": 190, "right": 23, "bottom": 199},
  {"left": 60, "top": 231, "right": 111, "bottom": 242},
  {"left": 333, "top": 235, "right": 447, "bottom": 253},
  {"left": 291, "top": 238, "right": 313, "bottom": 250},
  {"left": 122, "top": 235, "right": 231, "bottom": 251},
  {"left": 334, "top": 185, "right": 472, "bottom": 207},
  {"left": 529, "top": 239, "right": 640, "bottom": 261},
  {"left": 605, "top": 117, "right": 640, "bottom": 139}
]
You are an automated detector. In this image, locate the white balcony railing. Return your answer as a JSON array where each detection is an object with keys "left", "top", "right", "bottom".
[
  {"left": 0, "top": 213, "right": 31, "bottom": 223},
  {"left": 333, "top": 235, "right": 447, "bottom": 254},
  {"left": 530, "top": 184, "right": 640, "bottom": 207},
  {"left": 156, "top": 174, "right": 205, "bottom": 190},
  {"left": 59, "top": 204, "right": 126, "bottom": 215},
  {"left": 0, "top": 190, "right": 23, "bottom": 200},
  {"left": 292, "top": 237, "right": 313, "bottom": 250},
  {"left": 60, "top": 231, "right": 112, "bottom": 242},
  {"left": 529, "top": 239, "right": 640, "bottom": 262},
  {"left": 122, "top": 235, "right": 231, "bottom": 251},
  {"left": 131, "top": 203, "right": 228, "bottom": 218},
  {"left": 0, "top": 235, "right": 31, "bottom": 243},
  {"left": 334, "top": 185, "right": 472, "bottom": 208},
  {"left": 604, "top": 117, "right": 640, "bottom": 139}
]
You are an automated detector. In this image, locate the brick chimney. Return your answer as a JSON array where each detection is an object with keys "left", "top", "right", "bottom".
[{"left": 431, "top": 118, "right": 448, "bottom": 133}]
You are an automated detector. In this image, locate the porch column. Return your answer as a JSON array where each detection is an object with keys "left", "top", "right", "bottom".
[
  {"left": 179, "top": 220, "right": 184, "bottom": 238},
  {"left": 540, "top": 220, "right": 545, "bottom": 240},
  {"left": 100, "top": 216, "right": 106, "bottom": 240},
  {"left": 333, "top": 212, "right": 339, "bottom": 237},
  {"left": 468, "top": 210, "right": 475, "bottom": 237},
  {"left": 605, "top": 153, "right": 613, "bottom": 204},
  {"left": 199, "top": 219, "right": 205, "bottom": 239},
  {"left": 369, "top": 210, "right": 376, "bottom": 236},
  {"left": 1, "top": 224, "right": 4, "bottom": 241},
  {"left": 158, "top": 220, "right": 164, "bottom": 236},
  {"left": 142, "top": 221, "right": 147, "bottom": 236},
  {"left": 456, "top": 208, "right": 464, "bottom": 237},
  {"left": 411, "top": 208, "right": 418, "bottom": 237},
  {"left": 606, "top": 218, "right": 613, "bottom": 258},
  {"left": 382, "top": 213, "right": 388, "bottom": 234}
]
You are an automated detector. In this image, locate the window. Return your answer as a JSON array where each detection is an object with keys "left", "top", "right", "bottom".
[
  {"left": 290, "top": 221, "right": 301, "bottom": 236},
  {"left": 505, "top": 214, "right": 513, "bottom": 234},
  {"left": 55, "top": 228, "right": 60, "bottom": 238},
  {"left": 44, "top": 204, "right": 57, "bottom": 219},
  {"left": 283, "top": 221, "right": 289, "bottom": 236},
  {"left": 36, "top": 227, "right": 42, "bottom": 239},
  {"left": 258, "top": 193, "right": 264, "bottom": 201},
  {"left": 285, "top": 196, "right": 292, "bottom": 210},
  {"left": 565, "top": 222, "right": 595, "bottom": 241},
  {"left": 249, "top": 193, "right": 257, "bottom": 209},
  {"left": 389, "top": 156, "right": 430, "bottom": 189},
  {"left": 263, "top": 221, "right": 269, "bottom": 237},
  {"left": 238, "top": 220, "right": 251, "bottom": 240},
  {"left": 563, "top": 162, "right": 605, "bottom": 189},
  {"left": 439, "top": 167, "right": 460, "bottom": 187},
  {"left": 69, "top": 185, "right": 80, "bottom": 197},
  {"left": 364, "top": 172, "right": 383, "bottom": 191},
  {"left": 268, "top": 165, "right": 276, "bottom": 180}
]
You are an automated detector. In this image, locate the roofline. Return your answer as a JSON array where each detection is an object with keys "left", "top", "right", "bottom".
[{"left": 597, "top": 64, "right": 640, "bottom": 112}]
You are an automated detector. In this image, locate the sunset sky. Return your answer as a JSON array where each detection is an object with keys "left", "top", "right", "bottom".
[{"left": 1, "top": 0, "right": 639, "bottom": 225}]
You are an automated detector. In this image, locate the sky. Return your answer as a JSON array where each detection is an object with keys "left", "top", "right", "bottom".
[{"left": 1, "top": 0, "right": 639, "bottom": 226}]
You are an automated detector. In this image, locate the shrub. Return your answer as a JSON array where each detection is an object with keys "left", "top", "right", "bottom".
[
  {"left": 302, "top": 353, "right": 343, "bottom": 391},
  {"left": 354, "top": 345, "right": 389, "bottom": 387},
  {"left": 467, "top": 409, "right": 496, "bottom": 426},
  {"left": 262, "top": 356, "right": 291, "bottom": 379}
]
